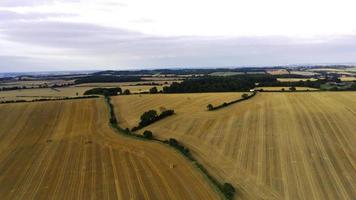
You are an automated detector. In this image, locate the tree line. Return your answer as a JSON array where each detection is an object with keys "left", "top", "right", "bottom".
[
  {"left": 105, "top": 96, "right": 236, "bottom": 199},
  {"left": 83, "top": 87, "right": 130, "bottom": 96},
  {"left": 131, "top": 109, "right": 175, "bottom": 131},
  {"left": 162, "top": 75, "right": 276, "bottom": 93},
  {"left": 207, "top": 92, "right": 256, "bottom": 111},
  {"left": 75, "top": 75, "right": 142, "bottom": 84}
]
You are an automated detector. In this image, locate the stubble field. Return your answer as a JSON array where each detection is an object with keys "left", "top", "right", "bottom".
[
  {"left": 0, "top": 99, "right": 219, "bottom": 199},
  {"left": 113, "top": 92, "right": 356, "bottom": 200}
]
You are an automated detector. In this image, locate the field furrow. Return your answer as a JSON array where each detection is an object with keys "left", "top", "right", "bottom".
[
  {"left": 113, "top": 92, "right": 356, "bottom": 199},
  {"left": 0, "top": 99, "right": 219, "bottom": 199}
]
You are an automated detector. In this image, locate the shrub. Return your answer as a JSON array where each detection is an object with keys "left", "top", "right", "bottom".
[
  {"left": 241, "top": 93, "right": 249, "bottom": 99},
  {"left": 143, "top": 130, "right": 153, "bottom": 139},
  {"left": 168, "top": 138, "right": 179, "bottom": 146},
  {"left": 221, "top": 183, "right": 236, "bottom": 200},
  {"left": 159, "top": 109, "right": 174, "bottom": 118},
  {"left": 110, "top": 117, "right": 117, "bottom": 124},
  {"left": 207, "top": 104, "right": 214, "bottom": 110},
  {"left": 289, "top": 86, "right": 296, "bottom": 91},
  {"left": 149, "top": 86, "right": 158, "bottom": 94},
  {"left": 134, "top": 109, "right": 175, "bottom": 130},
  {"left": 123, "top": 89, "right": 131, "bottom": 95},
  {"left": 139, "top": 110, "right": 158, "bottom": 127}
]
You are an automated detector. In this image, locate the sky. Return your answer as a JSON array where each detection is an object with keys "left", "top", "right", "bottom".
[{"left": 1, "top": 0, "right": 356, "bottom": 72}]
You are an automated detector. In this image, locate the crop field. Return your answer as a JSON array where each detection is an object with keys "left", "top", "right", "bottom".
[
  {"left": 0, "top": 81, "right": 175, "bottom": 101},
  {"left": 277, "top": 78, "right": 318, "bottom": 82},
  {"left": 0, "top": 99, "right": 219, "bottom": 199},
  {"left": 290, "top": 71, "right": 319, "bottom": 76},
  {"left": 340, "top": 77, "right": 356, "bottom": 82},
  {"left": 0, "top": 87, "right": 93, "bottom": 101},
  {"left": 266, "top": 69, "right": 290, "bottom": 75},
  {"left": 0, "top": 80, "right": 74, "bottom": 89},
  {"left": 111, "top": 93, "right": 244, "bottom": 129},
  {"left": 113, "top": 92, "right": 356, "bottom": 199},
  {"left": 74, "top": 80, "right": 179, "bottom": 93}
]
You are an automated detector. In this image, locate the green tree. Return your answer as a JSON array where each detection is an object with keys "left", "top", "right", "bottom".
[
  {"left": 149, "top": 86, "right": 158, "bottom": 93},
  {"left": 139, "top": 110, "right": 158, "bottom": 126},
  {"left": 289, "top": 86, "right": 296, "bottom": 91},
  {"left": 207, "top": 104, "right": 214, "bottom": 110},
  {"left": 123, "top": 89, "right": 131, "bottom": 95},
  {"left": 143, "top": 130, "right": 153, "bottom": 139},
  {"left": 222, "top": 183, "right": 235, "bottom": 199},
  {"left": 241, "top": 93, "right": 249, "bottom": 99}
]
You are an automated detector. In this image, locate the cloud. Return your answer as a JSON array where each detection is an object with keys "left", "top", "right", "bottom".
[
  {"left": 1, "top": 17, "right": 356, "bottom": 71},
  {"left": 1, "top": 0, "right": 356, "bottom": 72},
  {"left": 0, "top": 0, "right": 80, "bottom": 7}
]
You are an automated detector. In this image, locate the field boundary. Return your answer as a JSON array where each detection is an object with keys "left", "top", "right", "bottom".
[
  {"left": 0, "top": 95, "right": 99, "bottom": 104},
  {"left": 131, "top": 109, "right": 175, "bottom": 132},
  {"left": 208, "top": 91, "right": 257, "bottom": 111},
  {"left": 105, "top": 96, "right": 235, "bottom": 200}
]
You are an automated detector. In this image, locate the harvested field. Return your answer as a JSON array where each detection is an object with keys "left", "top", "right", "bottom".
[
  {"left": 266, "top": 69, "right": 289, "bottom": 75},
  {"left": 0, "top": 80, "right": 74, "bottom": 89},
  {"left": 112, "top": 93, "right": 244, "bottom": 129},
  {"left": 290, "top": 71, "right": 319, "bottom": 76},
  {"left": 76, "top": 81, "right": 180, "bottom": 93},
  {"left": 277, "top": 78, "right": 318, "bottom": 82},
  {"left": 113, "top": 92, "right": 356, "bottom": 199},
  {"left": 0, "top": 87, "right": 92, "bottom": 101},
  {"left": 340, "top": 77, "right": 356, "bottom": 82},
  {"left": 0, "top": 99, "right": 219, "bottom": 199}
]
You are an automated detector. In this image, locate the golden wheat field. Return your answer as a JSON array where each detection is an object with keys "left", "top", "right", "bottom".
[
  {"left": 113, "top": 92, "right": 356, "bottom": 200},
  {"left": 277, "top": 78, "right": 318, "bottom": 82},
  {"left": 0, "top": 99, "right": 220, "bottom": 199},
  {"left": 0, "top": 87, "right": 93, "bottom": 101},
  {"left": 112, "top": 93, "right": 245, "bottom": 129}
]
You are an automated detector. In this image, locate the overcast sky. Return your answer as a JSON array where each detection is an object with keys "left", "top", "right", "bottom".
[{"left": 1, "top": 0, "right": 356, "bottom": 72}]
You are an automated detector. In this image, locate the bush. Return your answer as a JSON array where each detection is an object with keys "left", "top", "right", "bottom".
[
  {"left": 289, "top": 86, "right": 297, "bottom": 91},
  {"left": 241, "top": 93, "right": 249, "bottom": 99},
  {"left": 110, "top": 117, "right": 117, "bottom": 124},
  {"left": 143, "top": 130, "right": 153, "bottom": 139},
  {"left": 123, "top": 89, "right": 131, "bottom": 95},
  {"left": 159, "top": 109, "right": 174, "bottom": 118},
  {"left": 207, "top": 104, "right": 214, "bottom": 110},
  {"left": 133, "top": 109, "right": 175, "bottom": 131},
  {"left": 168, "top": 138, "right": 179, "bottom": 146},
  {"left": 139, "top": 110, "right": 158, "bottom": 127},
  {"left": 149, "top": 86, "right": 158, "bottom": 93},
  {"left": 221, "top": 183, "right": 236, "bottom": 200}
]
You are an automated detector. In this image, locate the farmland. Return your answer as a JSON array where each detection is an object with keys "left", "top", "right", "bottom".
[
  {"left": 277, "top": 78, "right": 318, "bottom": 82},
  {"left": 112, "top": 93, "right": 244, "bottom": 129},
  {"left": 255, "top": 87, "right": 319, "bottom": 91},
  {"left": 0, "top": 99, "right": 219, "bottom": 199},
  {"left": 113, "top": 92, "right": 356, "bottom": 199},
  {"left": 0, "top": 80, "right": 177, "bottom": 101},
  {"left": 0, "top": 87, "right": 98, "bottom": 101}
]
